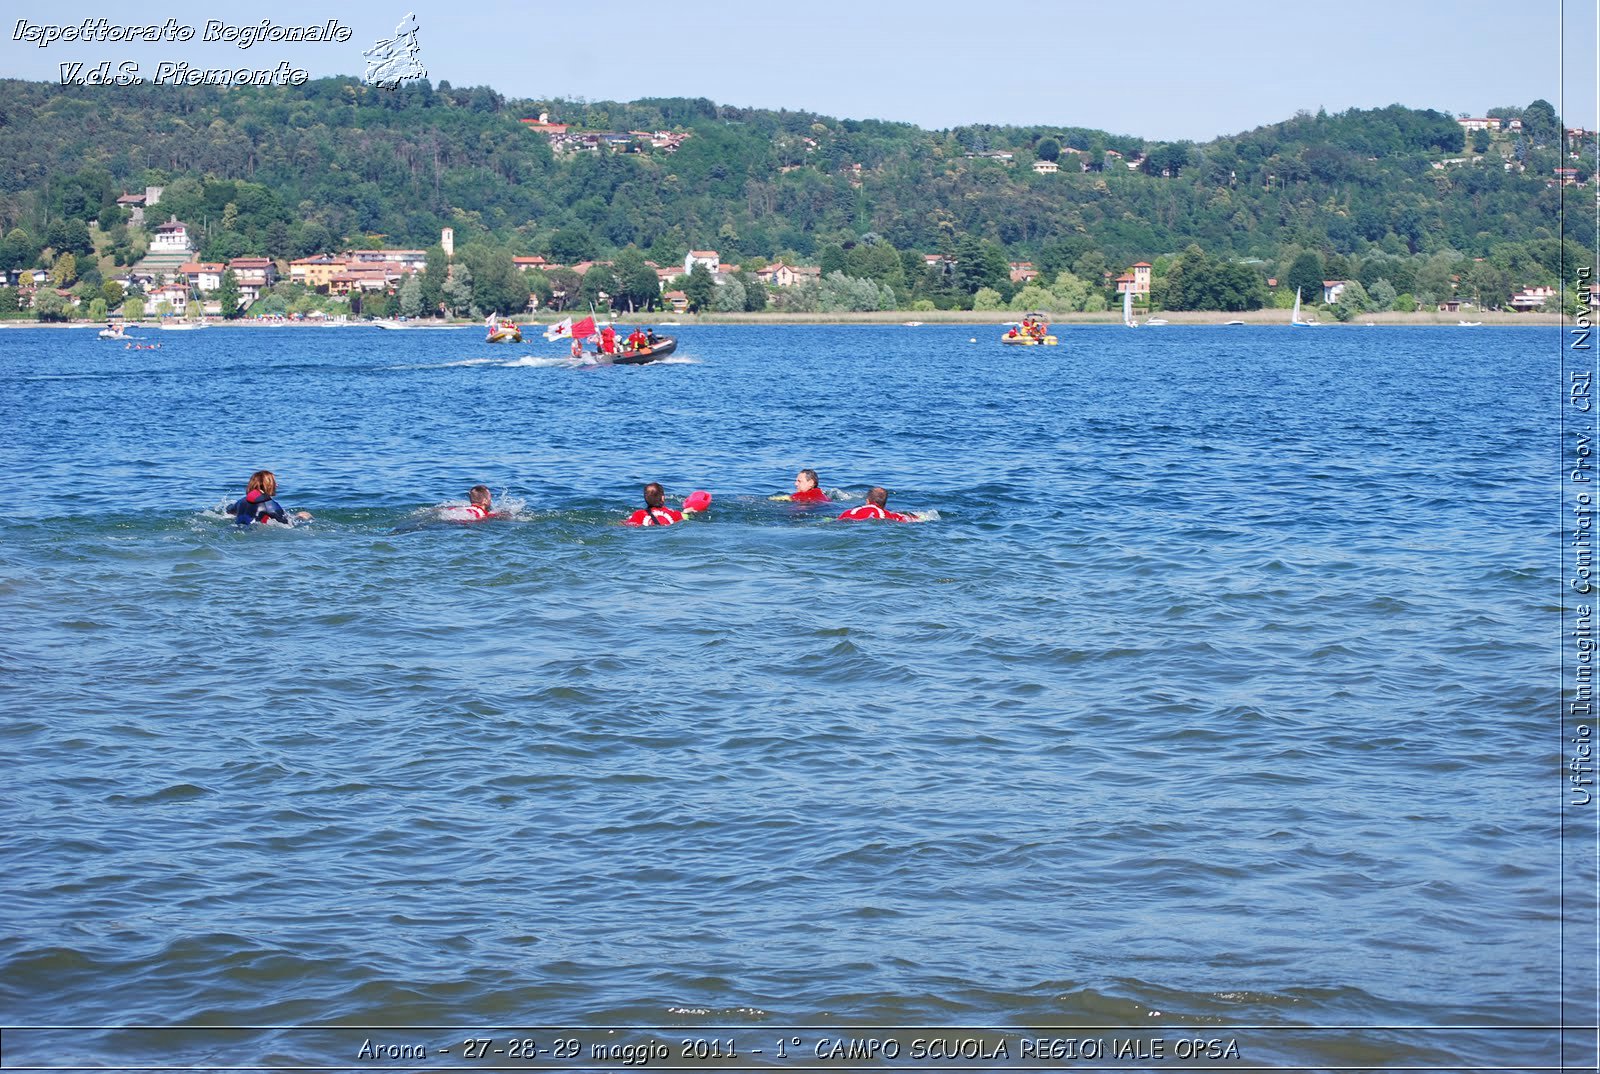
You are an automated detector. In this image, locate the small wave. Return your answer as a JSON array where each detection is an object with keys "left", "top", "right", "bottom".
[{"left": 500, "top": 354, "right": 574, "bottom": 368}]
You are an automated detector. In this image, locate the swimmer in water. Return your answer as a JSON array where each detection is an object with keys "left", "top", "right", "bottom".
[
  {"left": 772, "top": 468, "right": 829, "bottom": 503},
  {"left": 624, "top": 482, "right": 684, "bottom": 526},
  {"left": 227, "top": 470, "right": 312, "bottom": 525},
  {"left": 463, "top": 484, "right": 493, "bottom": 520},
  {"left": 837, "top": 486, "right": 917, "bottom": 523}
]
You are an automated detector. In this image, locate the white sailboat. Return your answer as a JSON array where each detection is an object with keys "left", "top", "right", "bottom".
[
  {"left": 1123, "top": 288, "right": 1137, "bottom": 328},
  {"left": 1290, "top": 287, "right": 1318, "bottom": 327}
]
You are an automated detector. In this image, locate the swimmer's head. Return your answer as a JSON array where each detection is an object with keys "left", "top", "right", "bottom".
[
  {"left": 247, "top": 470, "right": 277, "bottom": 498},
  {"left": 796, "top": 468, "right": 819, "bottom": 493},
  {"left": 643, "top": 482, "right": 666, "bottom": 509},
  {"left": 468, "top": 484, "right": 491, "bottom": 508},
  {"left": 867, "top": 486, "right": 888, "bottom": 507}
]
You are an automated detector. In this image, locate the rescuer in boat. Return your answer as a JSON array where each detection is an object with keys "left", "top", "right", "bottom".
[{"left": 626, "top": 326, "right": 649, "bottom": 351}]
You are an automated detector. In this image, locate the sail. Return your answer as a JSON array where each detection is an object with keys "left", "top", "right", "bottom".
[{"left": 1123, "top": 288, "right": 1135, "bottom": 327}]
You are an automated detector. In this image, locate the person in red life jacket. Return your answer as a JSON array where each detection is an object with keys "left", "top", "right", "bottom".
[
  {"left": 600, "top": 324, "right": 618, "bottom": 355},
  {"left": 463, "top": 485, "right": 494, "bottom": 520},
  {"left": 837, "top": 486, "right": 917, "bottom": 523},
  {"left": 626, "top": 327, "right": 648, "bottom": 351},
  {"left": 227, "top": 470, "right": 311, "bottom": 526},
  {"left": 773, "top": 468, "right": 830, "bottom": 503},
  {"left": 624, "top": 482, "right": 684, "bottom": 526}
]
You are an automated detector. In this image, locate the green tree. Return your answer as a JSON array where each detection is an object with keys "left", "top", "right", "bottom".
[
  {"left": 973, "top": 286, "right": 1006, "bottom": 311},
  {"left": 33, "top": 289, "right": 68, "bottom": 321},
  {"left": 101, "top": 279, "right": 125, "bottom": 308},
  {"left": 422, "top": 246, "right": 448, "bottom": 317},
  {"left": 1333, "top": 280, "right": 1370, "bottom": 320},
  {"left": 398, "top": 273, "right": 423, "bottom": 317},
  {"left": 1368, "top": 279, "right": 1397, "bottom": 311},
  {"left": 87, "top": 296, "right": 107, "bottom": 321},
  {"left": 1284, "top": 251, "right": 1324, "bottom": 305},
  {"left": 51, "top": 252, "right": 77, "bottom": 288},
  {"left": 549, "top": 226, "right": 596, "bottom": 263},
  {"left": 1465, "top": 261, "right": 1512, "bottom": 309},
  {"left": 580, "top": 263, "right": 620, "bottom": 310},
  {"left": 711, "top": 277, "right": 746, "bottom": 312},
  {"left": 613, "top": 246, "right": 660, "bottom": 312},
  {"left": 45, "top": 219, "right": 93, "bottom": 258},
  {"left": 1036, "top": 137, "right": 1060, "bottom": 162},
  {"left": 544, "top": 267, "right": 581, "bottom": 311},
  {"left": 123, "top": 295, "right": 146, "bottom": 321},
  {"left": 1522, "top": 99, "right": 1559, "bottom": 146},
  {"left": 460, "top": 245, "right": 527, "bottom": 314},
  {"left": 0, "top": 288, "right": 17, "bottom": 314},
  {"left": 742, "top": 275, "right": 768, "bottom": 312},
  {"left": 442, "top": 263, "right": 475, "bottom": 315},
  {"left": 684, "top": 262, "right": 715, "bottom": 311},
  {"left": 217, "top": 270, "right": 241, "bottom": 318},
  {"left": 1, "top": 228, "right": 36, "bottom": 271}
]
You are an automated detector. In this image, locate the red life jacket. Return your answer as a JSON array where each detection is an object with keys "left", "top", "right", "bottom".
[
  {"left": 625, "top": 507, "right": 684, "bottom": 527},
  {"left": 838, "top": 503, "right": 915, "bottom": 522},
  {"left": 790, "top": 487, "right": 829, "bottom": 502}
]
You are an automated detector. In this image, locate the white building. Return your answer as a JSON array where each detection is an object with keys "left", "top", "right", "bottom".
[
  {"left": 684, "top": 249, "right": 719, "bottom": 275},
  {"left": 150, "top": 217, "right": 192, "bottom": 253}
]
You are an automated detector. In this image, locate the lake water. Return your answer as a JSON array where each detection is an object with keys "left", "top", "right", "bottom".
[{"left": 0, "top": 323, "right": 1589, "bottom": 1070}]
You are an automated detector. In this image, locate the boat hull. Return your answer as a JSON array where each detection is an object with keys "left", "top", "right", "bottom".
[
  {"left": 1000, "top": 335, "right": 1057, "bottom": 346},
  {"left": 611, "top": 337, "right": 677, "bottom": 364}
]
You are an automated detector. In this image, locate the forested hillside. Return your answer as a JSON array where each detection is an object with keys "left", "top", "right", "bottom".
[{"left": 0, "top": 76, "right": 1589, "bottom": 315}]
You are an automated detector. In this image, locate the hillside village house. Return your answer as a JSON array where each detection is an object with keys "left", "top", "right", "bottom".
[
  {"left": 684, "top": 250, "right": 720, "bottom": 274},
  {"left": 1009, "top": 262, "right": 1040, "bottom": 284},
  {"left": 1322, "top": 280, "right": 1349, "bottom": 304},
  {"left": 227, "top": 257, "right": 276, "bottom": 305},
  {"left": 755, "top": 262, "right": 821, "bottom": 288},
  {"left": 1457, "top": 117, "right": 1502, "bottom": 132},
  {"left": 346, "top": 249, "right": 426, "bottom": 273},
  {"left": 1115, "top": 262, "right": 1153, "bottom": 295},
  {"left": 1031, "top": 160, "right": 1059, "bottom": 175},
  {"left": 180, "top": 262, "right": 225, "bottom": 293},
  {"left": 513, "top": 256, "right": 551, "bottom": 272},
  {"left": 1511, "top": 285, "right": 1557, "bottom": 310},
  {"left": 289, "top": 255, "right": 348, "bottom": 290},
  {"left": 663, "top": 289, "right": 689, "bottom": 313},
  {"left": 150, "top": 217, "right": 192, "bottom": 253},
  {"left": 149, "top": 283, "right": 188, "bottom": 314}
]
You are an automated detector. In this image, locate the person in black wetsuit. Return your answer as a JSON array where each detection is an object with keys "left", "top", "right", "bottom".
[{"left": 228, "top": 470, "right": 308, "bottom": 525}]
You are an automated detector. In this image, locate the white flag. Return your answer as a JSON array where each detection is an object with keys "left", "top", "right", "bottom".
[{"left": 543, "top": 317, "right": 573, "bottom": 341}]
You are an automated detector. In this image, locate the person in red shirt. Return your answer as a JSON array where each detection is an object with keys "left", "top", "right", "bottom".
[
  {"left": 838, "top": 486, "right": 917, "bottom": 523},
  {"left": 773, "top": 468, "right": 829, "bottom": 503},
  {"left": 600, "top": 324, "right": 618, "bottom": 355},
  {"left": 624, "top": 482, "right": 685, "bottom": 526},
  {"left": 463, "top": 484, "right": 494, "bottom": 520}
]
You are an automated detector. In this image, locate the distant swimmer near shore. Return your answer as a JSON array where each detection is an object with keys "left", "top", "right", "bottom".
[
  {"left": 837, "top": 486, "right": 917, "bottom": 523},
  {"left": 771, "top": 468, "right": 830, "bottom": 503},
  {"left": 624, "top": 483, "right": 711, "bottom": 526},
  {"left": 228, "top": 470, "right": 312, "bottom": 526}
]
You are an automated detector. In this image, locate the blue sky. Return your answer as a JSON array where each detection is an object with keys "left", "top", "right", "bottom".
[{"left": 2, "top": 0, "right": 1595, "bottom": 139}]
